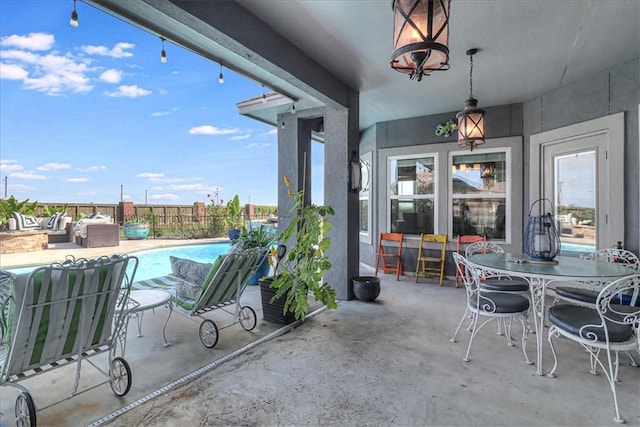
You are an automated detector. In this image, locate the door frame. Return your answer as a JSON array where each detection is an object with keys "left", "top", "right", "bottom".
[{"left": 529, "top": 113, "right": 624, "bottom": 249}]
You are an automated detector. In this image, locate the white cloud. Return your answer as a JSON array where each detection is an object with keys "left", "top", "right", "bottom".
[
  {"left": 77, "top": 165, "right": 107, "bottom": 172},
  {"left": 151, "top": 107, "right": 178, "bottom": 117},
  {"left": 79, "top": 42, "right": 135, "bottom": 58},
  {"left": 265, "top": 128, "right": 278, "bottom": 135},
  {"left": 0, "top": 62, "right": 28, "bottom": 80},
  {"left": 67, "top": 177, "right": 89, "bottom": 183},
  {"left": 165, "top": 183, "right": 215, "bottom": 191},
  {"left": 149, "top": 193, "right": 181, "bottom": 201},
  {"left": 10, "top": 171, "right": 47, "bottom": 180},
  {"left": 8, "top": 183, "right": 36, "bottom": 192},
  {"left": 136, "top": 172, "right": 164, "bottom": 179},
  {"left": 0, "top": 161, "right": 23, "bottom": 172},
  {"left": 1, "top": 47, "right": 93, "bottom": 94},
  {"left": 99, "top": 69, "right": 123, "bottom": 84},
  {"left": 189, "top": 125, "right": 239, "bottom": 135},
  {"left": 105, "top": 85, "right": 151, "bottom": 98},
  {"left": 246, "top": 142, "right": 272, "bottom": 149},
  {"left": 0, "top": 32, "right": 54, "bottom": 51},
  {"left": 36, "top": 162, "right": 71, "bottom": 171},
  {"left": 229, "top": 133, "right": 251, "bottom": 141}
]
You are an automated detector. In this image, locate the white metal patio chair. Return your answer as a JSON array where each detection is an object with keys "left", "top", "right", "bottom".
[
  {"left": 0, "top": 254, "right": 138, "bottom": 427},
  {"left": 547, "top": 273, "right": 640, "bottom": 424},
  {"left": 450, "top": 252, "right": 531, "bottom": 364}
]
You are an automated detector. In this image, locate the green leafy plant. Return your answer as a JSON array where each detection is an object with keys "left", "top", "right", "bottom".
[
  {"left": 267, "top": 175, "right": 337, "bottom": 320},
  {"left": 226, "top": 195, "right": 243, "bottom": 230},
  {"left": 237, "top": 224, "right": 277, "bottom": 250},
  {"left": 42, "top": 203, "right": 69, "bottom": 216},
  {"left": 0, "top": 196, "right": 38, "bottom": 229}
]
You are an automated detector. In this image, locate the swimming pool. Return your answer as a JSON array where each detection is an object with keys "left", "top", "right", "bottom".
[{"left": 6, "top": 242, "right": 232, "bottom": 282}]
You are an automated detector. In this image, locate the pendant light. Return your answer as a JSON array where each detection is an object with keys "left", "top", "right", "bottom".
[
  {"left": 457, "top": 48, "right": 485, "bottom": 150},
  {"left": 160, "top": 37, "right": 167, "bottom": 64},
  {"left": 218, "top": 63, "right": 224, "bottom": 84},
  {"left": 390, "top": 0, "right": 451, "bottom": 81},
  {"left": 70, "top": 0, "right": 79, "bottom": 28}
]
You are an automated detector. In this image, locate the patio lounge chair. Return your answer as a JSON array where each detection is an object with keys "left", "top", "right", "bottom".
[
  {"left": 133, "top": 247, "right": 268, "bottom": 348},
  {"left": 0, "top": 254, "right": 138, "bottom": 427}
]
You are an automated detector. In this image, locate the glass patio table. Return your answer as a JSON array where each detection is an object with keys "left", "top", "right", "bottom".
[{"left": 467, "top": 253, "right": 631, "bottom": 375}]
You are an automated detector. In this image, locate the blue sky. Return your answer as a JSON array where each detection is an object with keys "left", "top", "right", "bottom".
[{"left": 0, "top": 0, "right": 324, "bottom": 207}]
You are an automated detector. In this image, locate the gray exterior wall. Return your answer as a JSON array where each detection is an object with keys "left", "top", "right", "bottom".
[
  {"left": 523, "top": 58, "right": 639, "bottom": 254},
  {"left": 361, "top": 58, "right": 639, "bottom": 273}
]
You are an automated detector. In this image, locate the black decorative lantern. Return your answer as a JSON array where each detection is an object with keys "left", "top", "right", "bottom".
[
  {"left": 457, "top": 48, "right": 485, "bottom": 150},
  {"left": 348, "top": 151, "right": 370, "bottom": 193},
  {"left": 390, "top": 0, "right": 451, "bottom": 81},
  {"left": 524, "top": 198, "right": 561, "bottom": 263}
]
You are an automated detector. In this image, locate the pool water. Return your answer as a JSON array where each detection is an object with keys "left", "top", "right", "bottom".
[{"left": 6, "top": 242, "right": 232, "bottom": 282}]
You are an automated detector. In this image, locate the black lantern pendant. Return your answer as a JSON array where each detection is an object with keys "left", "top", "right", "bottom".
[
  {"left": 457, "top": 48, "right": 485, "bottom": 150},
  {"left": 391, "top": 0, "right": 451, "bottom": 81},
  {"left": 524, "top": 198, "right": 561, "bottom": 263}
]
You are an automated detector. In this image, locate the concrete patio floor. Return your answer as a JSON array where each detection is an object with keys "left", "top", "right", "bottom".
[{"left": 1, "top": 241, "right": 639, "bottom": 426}]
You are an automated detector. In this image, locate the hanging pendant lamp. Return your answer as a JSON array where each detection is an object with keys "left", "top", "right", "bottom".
[
  {"left": 457, "top": 48, "right": 485, "bottom": 150},
  {"left": 390, "top": 0, "right": 451, "bottom": 81}
]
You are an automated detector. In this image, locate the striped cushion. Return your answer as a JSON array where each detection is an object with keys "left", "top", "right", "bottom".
[{"left": 12, "top": 212, "right": 40, "bottom": 230}]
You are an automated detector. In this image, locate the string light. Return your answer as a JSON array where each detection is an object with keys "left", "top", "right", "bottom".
[
  {"left": 261, "top": 85, "right": 267, "bottom": 103},
  {"left": 160, "top": 37, "right": 167, "bottom": 63},
  {"left": 70, "top": 0, "right": 79, "bottom": 28},
  {"left": 291, "top": 103, "right": 296, "bottom": 115},
  {"left": 218, "top": 63, "right": 224, "bottom": 84}
]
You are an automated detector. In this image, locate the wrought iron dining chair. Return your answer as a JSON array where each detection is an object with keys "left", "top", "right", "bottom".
[
  {"left": 450, "top": 252, "right": 531, "bottom": 364},
  {"left": 547, "top": 274, "right": 640, "bottom": 424},
  {"left": 415, "top": 233, "right": 447, "bottom": 285},
  {"left": 465, "top": 241, "right": 531, "bottom": 295},
  {"left": 375, "top": 232, "right": 404, "bottom": 281},
  {"left": 455, "top": 235, "right": 486, "bottom": 288},
  {"left": 552, "top": 248, "right": 640, "bottom": 368}
]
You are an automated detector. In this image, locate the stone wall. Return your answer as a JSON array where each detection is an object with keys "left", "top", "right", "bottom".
[{"left": 0, "top": 230, "right": 48, "bottom": 254}]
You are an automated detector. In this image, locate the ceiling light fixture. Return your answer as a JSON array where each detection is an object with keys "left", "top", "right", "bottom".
[
  {"left": 261, "top": 85, "right": 267, "bottom": 103},
  {"left": 218, "top": 63, "right": 224, "bottom": 84},
  {"left": 70, "top": 0, "right": 79, "bottom": 28},
  {"left": 390, "top": 0, "right": 451, "bottom": 81},
  {"left": 456, "top": 48, "right": 485, "bottom": 151},
  {"left": 160, "top": 37, "right": 167, "bottom": 63},
  {"left": 291, "top": 103, "right": 296, "bottom": 115}
]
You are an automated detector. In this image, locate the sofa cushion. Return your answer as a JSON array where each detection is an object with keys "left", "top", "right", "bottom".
[
  {"left": 43, "top": 212, "right": 65, "bottom": 230},
  {"left": 12, "top": 212, "right": 40, "bottom": 230}
]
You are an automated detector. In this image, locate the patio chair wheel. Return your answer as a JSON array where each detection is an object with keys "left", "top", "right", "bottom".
[
  {"left": 239, "top": 306, "right": 257, "bottom": 331},
  {"left": 109, "top": 357, "right": 132, "bottom": 396},
  {"left": 15, "top": 391, "right": 36, "bottom": 427},
  {"left": 199, "top": 319, "right": 219, "bottom": 348}
]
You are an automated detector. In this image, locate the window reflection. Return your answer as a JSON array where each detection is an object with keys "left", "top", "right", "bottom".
[{"left": 391, "top": 199, "right": 434, "bottom": 234}]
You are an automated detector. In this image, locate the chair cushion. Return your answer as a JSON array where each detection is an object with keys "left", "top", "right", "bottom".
[
  {"left": 170, "top": 256, "right": 213, "bottom": 300},
  {"left": 471, "top": 292, "right": 529, "bottom": 313},
  {"left": 555, "top": 287, "right": 598, "bottom": 304},
  {"left": 548, "top": 305, "right": 633, "bottom": 342},
  {"left": 480, "top": 278, "right": 529, "bottom": 292}
]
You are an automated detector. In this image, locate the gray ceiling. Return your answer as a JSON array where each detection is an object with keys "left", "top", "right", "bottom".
[{"left": 88, "top": 0, "right": 639, "bottom": 131}]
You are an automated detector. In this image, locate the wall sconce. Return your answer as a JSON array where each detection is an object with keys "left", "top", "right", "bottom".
[
  {"left": 524, "top": 198, "right": 561, "bottom": 263},
  {"left": 70, "top": 0, "right": 79, "bottom": 27},
  {"left": 390, "top": 0, "right": 451, "bottom": 81},
  {"left": 348, "top": 152, "right": 370, "bottom": 193},
  {"left": 480, "top": 162, "right": 495, "bottom": 188},
  {"left": 457, "top": 48, "right": 485, "bottom": 150}
]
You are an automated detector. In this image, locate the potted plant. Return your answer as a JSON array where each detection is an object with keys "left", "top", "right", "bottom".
[
  {"left": 260, "top": 175, "right": 337, "bottom": 323},
  {"left": 226, "top": 195, "right": 243, "bottom": 241},
  {"left": 237, "top": 224, "right": 277, "bottom": 285},
  {"left": 123, "top": 215, "right": 150, "bottom": 240}
]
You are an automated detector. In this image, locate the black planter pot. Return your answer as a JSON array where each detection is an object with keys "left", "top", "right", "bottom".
[
  {"left": 259, "top": 277, "right": 296, "bottom": 325},
  {"left": 352, "top": 276, "right": 381, "bottom": 301}
]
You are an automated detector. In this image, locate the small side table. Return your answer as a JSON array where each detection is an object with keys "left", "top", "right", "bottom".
[{"left": 125, "top": 289, "right": 173, "bottom": 348}]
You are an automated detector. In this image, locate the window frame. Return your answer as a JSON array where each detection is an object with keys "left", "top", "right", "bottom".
[{"left": 448, "top": 147, "right": 512, "bottom": 243}]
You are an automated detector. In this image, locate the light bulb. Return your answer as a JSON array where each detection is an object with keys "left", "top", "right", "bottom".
[
  {"left": 262, "top": 93, "right": 267, "bottom": 103},
  {"left": 291, "top": 103, "right": 296, "bottom": 115},
  {"left": 218, "top": 64, "right": 224, "bottom": 84},
  {"left": 161, "top": 49, "right": 167, "bottom": 63},
  {"left": 70, "top": 1, "right": 79, "bottom": 27}
]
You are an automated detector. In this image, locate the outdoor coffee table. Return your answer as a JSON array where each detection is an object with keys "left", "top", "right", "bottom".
[{"left": 123, "top": 289, "right": 173, "bottom": 349}]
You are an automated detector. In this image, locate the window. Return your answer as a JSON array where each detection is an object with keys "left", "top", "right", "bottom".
[
  {"left": 388, "top": 155, "right": 436, "bottom": 234},
  {"left": 450, "top": 151, "right": 508, "bottom": 240},
  {"left": 359, "top": 152, "right": 372, "bottom": 243}
]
